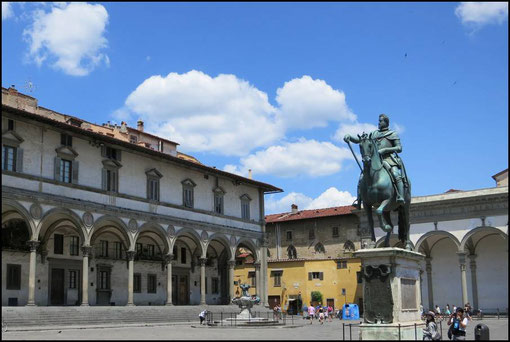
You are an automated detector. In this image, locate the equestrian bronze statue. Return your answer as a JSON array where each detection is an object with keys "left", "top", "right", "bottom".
[{"left": 344, "top": 114, "right": 412, "bottom": 250}]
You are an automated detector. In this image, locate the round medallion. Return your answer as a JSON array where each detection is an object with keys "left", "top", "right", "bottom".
[
  {"left": 167, "top": 225, "right": 175, "bottom": 237},
  {"left": 82, "top": 212, "right": 94, "bottom": 228},
  {"left": 201, "top": 230, "right": 209, "bottom": 241},
  {"left": 230, "top": 236, "right": 237, "bottom": 246},
  {"left": 128, "top": 219, "right": 138, "bottom": 233},
  {"left": 29, "top": 203, "right": 42, "bottom": 220}
]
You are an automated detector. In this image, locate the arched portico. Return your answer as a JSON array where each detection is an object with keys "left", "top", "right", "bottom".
[{"left": 206, "top": 233, "right": 234, "bottom": 304}]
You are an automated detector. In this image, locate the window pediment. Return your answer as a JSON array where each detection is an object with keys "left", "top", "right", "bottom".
[
  {"left": 2, "top": 130, "right": 24, "bottom": 147},
  {"left": 145, "top": 168, "right": 163, "bottom": 178},
  {"left": 240, "top": 194, "right": 252, "bottom": 201},
  {"left": 181, "top": 178, "right": 196, "bottom": 187},
  {"left": 102, "top": 158, "right": 122, "bottom": 168},
  {"left": 55, "top": 145, "right": 78, "bottom": 159},
  {"left": 213, "top": 186, "right": 226, "bottom": 195}
]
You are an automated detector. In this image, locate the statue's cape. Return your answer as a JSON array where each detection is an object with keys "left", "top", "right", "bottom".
[{"left": 370, "top": 129, "right": 399, "bottom": 141}]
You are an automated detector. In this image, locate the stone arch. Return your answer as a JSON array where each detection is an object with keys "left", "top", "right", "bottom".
[
  {"left": 90, "top": 215, "right": 132, "bottom": 250},
  {"left": 1, "top": 199, "right": 36, "bottom": 239},
  {"left": 344, "top": 240, "right": 355, "bottom": 251},
  {"left": 314, "top": 242, "right": 326, "bottom": 254},
  {"left": 235, "top": 237, "right": 259, "bottom": 262},
  {"left": 415, "top": 230, "right": 461, "bottom": 255},
  {"left": 206, "top": 233, "right": 233, "bottom": 260},
  {"left": 175, "top": 227, "right": 204, "bottom": 257},
  {"left": 460, "top": 226, "right": 508, "bottom": 252},
  {"left": 136, "top": 222, "right": 170, "bottom": 255},
  {"left": 37, "top": 207, "right": 87, "bottom": 244}
]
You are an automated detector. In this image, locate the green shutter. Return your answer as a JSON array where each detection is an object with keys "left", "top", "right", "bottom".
[
  {"left": 308, "top": 272, "right": 312, "bottom": 280},
  {"left": 54, "top": 157, "right": 61, "bottom": 181},
  {"left": 72, "top": 160, "right": 79, "bottom": 184},
  {"left": 16, "top": 148, "right": 23, "bottom": 172},
  {"left": 320, "top": 272, "right": 324, "bottom": 280},
  {"left": 101, "top": 168, "right": 107, "bottom": 190}
]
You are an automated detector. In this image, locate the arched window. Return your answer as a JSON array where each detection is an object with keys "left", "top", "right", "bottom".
[
  {"left": 314, "top": 242, "right": 325, "bottom": 254},
  {"left": 344, "top": 240, "right": 355, "bottom": 251},
  {"left": 287, "top": 245, "right": 297, "bottom": 259}
]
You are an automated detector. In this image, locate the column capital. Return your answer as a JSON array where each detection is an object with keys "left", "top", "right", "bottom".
[
  {"left": 199, "top": 257, "right": 207, "bottom": 266},
  {"left": 26, "top": 240, "right": 40, "bottom": 252},
  {"left": 228, "top": 260, "right": 236, "bottom": 268},
  {"left": 126, "top": 251, "right": 136, "bottom": 261},
  {"left": 254, "top": 262, "right": 261, "bottom": 270},
  {"left": 457, "top": 252, "right": 467, "bottom": 265},
  {"left": 81, "top": 246, "right": 93, "bottom": 257},
  {"left": 468, "top": 254, "right": 477, "bottom": 261},
  {"left": 164, "top": 254, "right": 175, "bottom": 264}
]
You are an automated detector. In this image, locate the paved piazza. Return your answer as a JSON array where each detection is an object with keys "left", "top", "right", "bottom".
[{"left": 2, "top": 318, "right": 508, "bottom": 340}]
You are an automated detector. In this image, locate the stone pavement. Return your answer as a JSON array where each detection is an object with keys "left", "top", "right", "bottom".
[{"left": 2, "top": 318, "right": 508, "bottom": 340}]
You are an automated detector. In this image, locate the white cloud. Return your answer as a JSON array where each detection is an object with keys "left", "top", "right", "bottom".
[
  {"left": 334, "top": 122, "right": 378, "bottom": 141},
  {"left": 23, "top": 2, "right": 109, "bottom": 76},
  {"left": 265, "top": 187, "right": 356, "bottom": 214},
  {"left": 121, "top": 70, "right": 283, "bottom": 156},
  {"left": 223, "top": 138, "right": 353, "bottom": 178},
  {"left": 2, "top": 2, "right": 13, "bottom": 20},
  {"left": 276, "top": 75, "right": 356, "bottom": 130},
  {"left": 455, "top": 2, "right": 508, "bottom": 26}
]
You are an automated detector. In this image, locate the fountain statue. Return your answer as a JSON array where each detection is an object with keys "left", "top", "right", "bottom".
[{"left": 231, "top": 284, "right": 260, "bottom": 319}]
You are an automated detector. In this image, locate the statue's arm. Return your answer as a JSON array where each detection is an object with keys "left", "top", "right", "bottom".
[
  {"left": 379, "top": 139, "right": 402, "bottom": 154},
  {"left": 343, "top": 134, "right": 360, "bottom": 144}
]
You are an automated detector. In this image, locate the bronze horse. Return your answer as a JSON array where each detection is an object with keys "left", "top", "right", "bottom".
[{"left": 358, "top": 133, "right": 412, "bottom": 249}]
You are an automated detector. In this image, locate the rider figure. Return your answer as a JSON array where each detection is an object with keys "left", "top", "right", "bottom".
[{"left": 344, "top": 114, "right": 406, "bottom": 208}]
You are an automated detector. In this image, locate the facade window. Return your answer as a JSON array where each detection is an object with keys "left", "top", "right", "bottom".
[
  {"left": 240, "top": 194, "right": 251, "bottom": 220},
  {"left": 6, "top": 264, "right": 21, "bottom": 290},
  {"left": 8, "top": 119, "right": 14, "bottom": 131},
  {"left": 182, "top": 179, "right": 195, "bottom": 208},
  {"left": 70, "top": 236, "right": 79, "bottom": 256},
  {"left": 332, "top": 226, "right": 339, "bottom": 238},
  {"left": 314, "top": 242, "right": 325, "bottom": 254},
  {"left": 60, "top": 133, "right": 72, "bottom": 147},
  {"left": 104, "top": 169, "right": 118, "bottom": 192},
  {"left": 105, "top": 146, "right": 120, "bottom": 160},
  {"left": 248, "top": 271, "right": 256, "bottom": 287},
  {"left": 309, "top": 229, "right": 315, "bottom": 240},
  {"left": 147, "top": 274, "right": 157, "bottom": 293},
  {"left": 99, "top": 271, "right": 109, "bottom": 289},
  {"left": 272, "top": 271, "right": 282, "bottom": 287},
  {"left": 214, "top": 191, "right": 224, "bottom": 214},
  {"left": 287, "top": 245, "right": 297, "bottom": 259},
  {"left": 69, "top": 270, "right": 77, "bottom": 289},
  {"left": 54, "top": 234, "right": 64, "bottom": 254},
  {"left": 114, "top": 242, "right": 123, "bottom": 259},
  {"left": 147, "top": 178, "right": 159, "bottom": 201},
  {"left": 147, "top": 244, "right": 155, "bottom": 257},
  {"left": 136, "top": 243, "right": 143, "bottom": 256},
  {"left": 59, "top": 159, "right": 72, "bottom": 183},
  {"left": 181, "top": 247, "right": 186, "bottom": 264},
  {"left": 212, "top": 277, "right": 219, "bottom": 294},
  {"left": 2, "top": 145, "right": 17, "bottom": 172},
  {"left": 100, "top": 240, "right": 109, "bottom": 257},
  {"left": 130, "top": 135, "right": 138, "bottom": 144},
  {"left": 309, "top": 272, "right": 323, "bottom": 280},
  {"left": 286, "top": 231, "right": 292, "bottom": 241},
  {"left": 344, "top": 240, "right": 355, "bottom": 251},
  {"left": 134, "top": 273, "right": 141, "bottom": 293},
  {"left": 337, "top": 260, "right": 348, "bottom": 269}
]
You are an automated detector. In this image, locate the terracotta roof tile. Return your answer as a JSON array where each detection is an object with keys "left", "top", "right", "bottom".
[{"left": 265, "top": 205, "right": 355, "bottom": 223}]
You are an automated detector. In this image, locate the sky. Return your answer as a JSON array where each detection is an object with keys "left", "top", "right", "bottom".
[{"left": 2, "top": 2, "right": 508, "bottom": 214}]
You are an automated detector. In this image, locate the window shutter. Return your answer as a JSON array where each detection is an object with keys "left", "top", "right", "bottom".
[
  {"left": 308, "top": 272, "right": 312, "bottom": 280},
  {"left": 156, "top": 180, "right": 159, "bottom": 201},
  {"left": 16, "top": 148, "right": 23, "bottom": 172},
  {"left": 147, "top": 177, "right": 151, "bottom": 199},
  {"left": 116, "top": 150, "right": 122, "bottom": 161},
  {"left": 320, "top": 272, "right": 324, "bottom": 280},
  {"left": 101, "top": 168, "right": 107, "bottom": 190},
  {"left": 72, "top": 160, "right": 79, "bottom": 184},
  {"left": 112, "top": 170, "right": 118, "bottom": 192},
  {"left": 54, "top": 157, "right": 61, "bottom": 180},
  {"left": 101, "top": 145, "right": 106, "bottom": 157}
]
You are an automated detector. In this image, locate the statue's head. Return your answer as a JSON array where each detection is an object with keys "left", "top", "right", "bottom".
[{"left": 378, "top": 114, "right": 389, "bottom": 130}]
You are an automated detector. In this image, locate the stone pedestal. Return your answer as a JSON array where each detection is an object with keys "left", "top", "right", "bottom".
[{"left": 353, "top": 247, "right": 425, "bottom": 340}]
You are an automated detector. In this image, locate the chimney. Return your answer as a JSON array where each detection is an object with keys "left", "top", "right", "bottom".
[
  {"left": 248, "top": 169, "right": 252, "bottom": 179},
  {"left": 137, "top": 119, "right": 144, "bottom": 132},
  {"left": 120, "top": 121, "right": 128, "bottom": 133},
  {"left": 8, "top": 85, "right": 17, "bottom": 94},
  {"left": 291, "top": 204, "right": 298, "bottom": 214}
]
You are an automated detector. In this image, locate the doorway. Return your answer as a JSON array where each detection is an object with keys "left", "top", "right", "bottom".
[
  {"left": 268, "top": 295, "right": 281, "bottom": 310},
  {"left": 50, "top": 268, "right": 65, "bottom": 305},
  {"left": 96, "top": 266, "right": 112, "bottom": 305},
  {"left": 327, "top": 298, "right": 335, "bottom": 310}
]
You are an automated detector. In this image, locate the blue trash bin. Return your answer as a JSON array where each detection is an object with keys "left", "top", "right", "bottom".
[{"left": 342, "top": 304, "right": 360, "bottom": 320}]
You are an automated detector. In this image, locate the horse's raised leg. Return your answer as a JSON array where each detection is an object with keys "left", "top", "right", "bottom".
[
  {"left": 364, "top": 205, "right": 376, "bottom": 246},
  {"left": 382, "top": 211, "right": 393, "bottom": 247},
  {"left": 376, "top": 199, "right": 393, "bottom": 235}
]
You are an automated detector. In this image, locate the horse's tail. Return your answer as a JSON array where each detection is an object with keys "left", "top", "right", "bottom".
[{"left": 398, "top": 203, "right": 409, "bottom": 243}]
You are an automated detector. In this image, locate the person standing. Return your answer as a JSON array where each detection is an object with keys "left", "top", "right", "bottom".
[
  {"left": 318, "top": 307, "right": 324, "bottom": 325},
  {"left": 435, "top": 305, "right": 442, "bottom": 319},
  {"left": 445, "top": 304, "right": 451, "bottom": 316},
  {"left": 327, "top": 305, "right": 333, "bottom": 322},
  {"left": 199, "top": 309, "right": 207, "bottom": 325},
  {"left": 302, "top": 304, "right": 308, "bottom": 320},
  {"left": 423, "top": 311, "right": 441, "bottom": 341},
  {"left": 308, "top": 304, "right": 315, "bottom": 324},
  {"left": 448, "top": 307, "right": 468, "bottom": 340}
]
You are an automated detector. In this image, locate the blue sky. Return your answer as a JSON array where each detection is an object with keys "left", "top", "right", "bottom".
[{"left": 2, "top": 2, "right": 508, "bottom": 214}]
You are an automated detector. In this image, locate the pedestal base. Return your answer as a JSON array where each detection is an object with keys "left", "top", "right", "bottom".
[{"left": 360, "top": 321, "right": 423, "bottom": 340}]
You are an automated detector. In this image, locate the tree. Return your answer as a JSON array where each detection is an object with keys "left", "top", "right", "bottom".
[{"left": 311, "top": 291, "right": 323, "bottom": 305}]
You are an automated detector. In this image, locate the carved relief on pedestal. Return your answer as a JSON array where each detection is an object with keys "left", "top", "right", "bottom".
[{"left": 361, "top": 264, "right": 393, "bottom": 324}]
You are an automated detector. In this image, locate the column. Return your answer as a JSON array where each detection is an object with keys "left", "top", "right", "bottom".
[
  {"left": 126, "top": 251, "right": 136, "bottom": 306},
  {"left": 469, "top": 254, "right": 479, "bottom": 310},
  {"left": 228, "top": 260, "right": 236, "bottom": 302},
  {"left": 199, "top": 257, "right": 207, "bottom": 305},
  {"left": 254, "top": 262, "right": 261, "bottom": 298},
  {"left": 81, "top": 246, "right": 93, "bottom": 306},
  {"left": 165, "top": 254, "right": 174, "bottom": 305},
  {"left": 425, "top": 257, "right": 434, "bottom": 310},
  {"left": 457, "top": 252, "right": 468, "bottom": 306},
  {"left": 26, "top": 240, "right": 40, "bottom": 306}
]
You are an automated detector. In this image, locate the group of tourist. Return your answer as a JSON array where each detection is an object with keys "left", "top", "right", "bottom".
[
  {"left": 302, "top": 304, "right": 335, "bottom": 324},
  {"left": 422, "top": 302, "right": 473, "bottom": 340}
]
